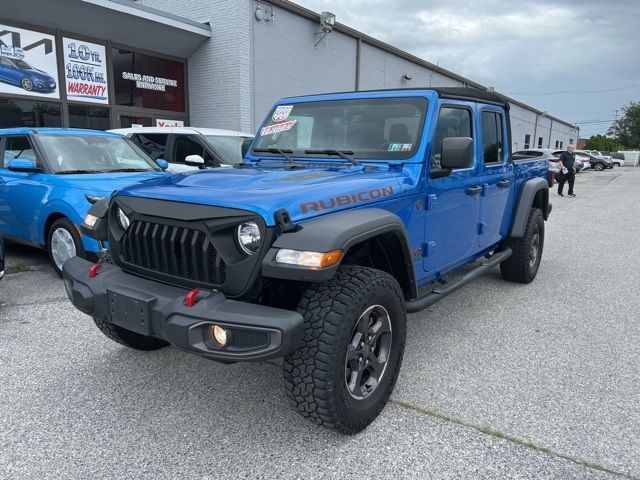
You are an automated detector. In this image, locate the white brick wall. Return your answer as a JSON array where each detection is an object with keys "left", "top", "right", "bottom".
[{"left": 140, "top": 0, "right": 253, "bottom": 132}]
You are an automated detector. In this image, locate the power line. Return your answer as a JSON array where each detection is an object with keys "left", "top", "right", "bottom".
[{"left": 505, "top": 85, "right": 638, "bottom": 96}]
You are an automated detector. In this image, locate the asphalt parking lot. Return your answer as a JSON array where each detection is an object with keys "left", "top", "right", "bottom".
[{"left": 1, "top": 168, "right": 639, "bottom": 479}]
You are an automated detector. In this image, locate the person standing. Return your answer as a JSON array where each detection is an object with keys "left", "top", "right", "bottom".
[{"left": 558, "top": 144, "right": 577, "bottom": 197}]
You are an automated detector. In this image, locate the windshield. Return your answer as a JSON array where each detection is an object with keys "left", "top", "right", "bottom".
[
  {"left": 253, "top": 97, "right": 428, "bottom": 160},
  {"left": 37, "top": 135, "right": 161, "bottom": 173},
  {"left": 13, "top": 59, "right": 32, "bottom": 69},
  {"left": 201, "top": 135, "right": 249, "bottom": 165}
]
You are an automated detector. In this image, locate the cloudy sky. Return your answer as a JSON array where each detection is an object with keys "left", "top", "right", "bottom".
[{"left": 296, "top": 0, "right": 640, "bottom": 137}]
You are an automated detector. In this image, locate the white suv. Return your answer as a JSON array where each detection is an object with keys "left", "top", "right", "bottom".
[{"left": 110, "top": 127, "right": 254, "bottom": 172}]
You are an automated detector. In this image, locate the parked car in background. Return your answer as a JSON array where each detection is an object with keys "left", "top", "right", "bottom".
[
  {"left": 0, "top": 56, "right": 57, "bottom": 93},
  {"left": 110, "top": 127, "right": 254, "bottom": 172},
  {"left": 0, "top": 128, "right": 167, "bottom": 275},
  {"left": 0, "top": 237, "right": 4, "bottom": 282},
  {"left": 513, "top": 148, "right": 559, "bottom": 185},
  {"left": 597, "top": 150, "right": 613, "bottom": 162},
  {"left": 574, "top": 150, "right": 612, "bottom": 171},
  {"left": 610, "top": 152, "right": 625, "bottom": 167}
]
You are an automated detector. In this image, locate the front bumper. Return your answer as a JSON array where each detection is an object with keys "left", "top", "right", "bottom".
[{"left": 62, "top": 256, "right": 304, "bottom": 362}]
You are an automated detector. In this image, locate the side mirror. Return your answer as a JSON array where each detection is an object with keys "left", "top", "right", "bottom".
[
  {"left": 440, "top": 137, "right": 474, "bottom": 170},
  {"left": 7, "top": 158, "right": 40, "bottom": 172},
  {"left": 241, "top": 137, "right": 253, "bottom": 158},
  {"left": 185, "top": 154, "right": 205, "bottom": 169},
  {"left": 155, "top": 158, "right": 169, "bottom": 171}
]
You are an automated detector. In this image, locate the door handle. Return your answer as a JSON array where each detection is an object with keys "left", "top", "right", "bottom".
[
  {"left": 498, "top": 179, "right": 511, "bottom": 188},
  {"left": 467, "top": 186, "right": 482, "bottom": 195}
]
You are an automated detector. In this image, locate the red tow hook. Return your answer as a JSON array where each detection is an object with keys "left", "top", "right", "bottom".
[
  {"left": 184, "top": 288, "right": 201, "bottom": 307},
  {"left": 88, "top": 263, "right": 102, "bottom": 278}
]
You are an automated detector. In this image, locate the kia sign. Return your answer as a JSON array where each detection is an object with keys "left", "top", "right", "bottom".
[
  {"left": 0, "top": 24, "right": 59, "bottom": 98},
  {"left": 156, "top": 119, "right": 184, "bottom": 127},
  {"left": 63, "top": 38, "right": 108, "bottom": 104}
]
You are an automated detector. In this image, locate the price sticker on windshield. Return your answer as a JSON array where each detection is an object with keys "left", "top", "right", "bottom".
[
  {"left": 388, "top": 143, "right": 413, "bottom": 152},
  {"left": 260, "top": 120, "right": 297, "bottom": 137},
  {"left": 273, "top": 105, "right": 294, "bottom": 122}
]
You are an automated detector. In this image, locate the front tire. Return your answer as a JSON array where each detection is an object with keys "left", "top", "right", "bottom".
[
  {"left": 593, "top": 163, "right": 604, "bottom": 171},
  {"left": 283, "top": 265, "right": 407, "bottom": 434},
  {"left": 48, "top": 217, "right": 85, "bottom": 277},
  {"left": 93, "top": 317, "right": 168, "bottom": 350},
  {"left": 21, "top": 77, "right": 34, "bottom": 91},
  {"left": 500, "top": 208, "right": 544, "bottom": 283}
]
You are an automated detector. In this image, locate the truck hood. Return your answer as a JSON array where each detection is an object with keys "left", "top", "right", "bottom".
[
  {"left": 115, "top": 164, "right": 406, "bottom": 225},
  {"left": 47, "top": 171, "right": 166, "bottom": 197}
]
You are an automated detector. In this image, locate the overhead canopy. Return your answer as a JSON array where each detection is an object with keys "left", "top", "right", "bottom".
[{"left": 5, "top": 0, "right": 211, "bottom": 58}]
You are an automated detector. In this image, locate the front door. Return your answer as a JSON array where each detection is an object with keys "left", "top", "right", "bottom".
[
  {"left": 478, "top": 108, "right": 513, "bottom": 247},
  {"left": 424, "top": 103, "right": 481, "bottom": 275},
  {"left": 0, "top": 135, "right": 49, "bottom": 243}
]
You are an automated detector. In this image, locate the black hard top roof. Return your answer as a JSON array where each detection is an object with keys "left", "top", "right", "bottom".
[
  {"left": 286, "top": 87, "right": 510, "bottom": 109},
  {"left": 433, "top": 87, "right": 510, "bottom": 108}
]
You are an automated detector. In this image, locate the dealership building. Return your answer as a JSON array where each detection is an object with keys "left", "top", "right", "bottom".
[{"left": 1, "top": 0, "right": 578, "bottom": 150}]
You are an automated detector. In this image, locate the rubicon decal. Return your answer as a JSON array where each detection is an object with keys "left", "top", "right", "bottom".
[{"left": 300, "top": 186, "right": 395, "bottom": 213}]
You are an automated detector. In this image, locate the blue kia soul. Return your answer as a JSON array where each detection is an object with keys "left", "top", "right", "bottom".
[{"left": 0, "top": 128, "right": 168, "bottom": 275}]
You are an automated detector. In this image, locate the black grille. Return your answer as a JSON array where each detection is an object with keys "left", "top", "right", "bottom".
[{"left": 122, "top": 220, "right": 226, "bottom": 285}]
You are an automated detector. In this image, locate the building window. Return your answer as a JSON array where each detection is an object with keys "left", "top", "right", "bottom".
[
  {"left": 555, "top": 140, "right": 559, "bottom": 148},
  {"left": 569, "top": 139, "right": 574, "bottom": 145},
  {"left": 524, "top": 134, "right": 531, "bottom": 149},
  {"left": 537, "top": 137, "right": 543, "bottom": 148},
  {"left": 68, "top": 105, "right": 111, "bottom": 130},
  {"left": 560, "top": 141, "right": 563, "bottom": 148},
  {"left": 0, "top": 98, "right": 62, "bottom": 128},
  {"left": 112, "top": 48, "right": 186, "bottom": 112}
]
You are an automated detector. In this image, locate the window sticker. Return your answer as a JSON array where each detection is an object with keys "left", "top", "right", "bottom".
[
  {"left": 272, "top": 105, "right": 294, "bottom": 122},
  {"left": 260, "top": 120, "right": 297, "bottom": 137},
  {"left": 388, "top": 143, "right": 413, "bottom": 152}
]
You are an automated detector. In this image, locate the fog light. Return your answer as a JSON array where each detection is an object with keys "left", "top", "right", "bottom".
[
  {"left": 213, "top": 325, "right": 228, "bottom": 345},
  {"left": 204, "top": 324, "right": 230, "bottom": 348}
]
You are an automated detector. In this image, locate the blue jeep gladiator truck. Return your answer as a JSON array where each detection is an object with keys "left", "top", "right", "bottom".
[{"left": 63, "top": 87, "right": 551, "bottom": 434}]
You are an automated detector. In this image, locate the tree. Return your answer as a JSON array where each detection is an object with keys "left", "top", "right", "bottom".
[
  {"left": 609, "top": 102, "right": 640, "bottom": 149},
  {"left": 584, "top": 134, "right": 622, "bottom": 152}
]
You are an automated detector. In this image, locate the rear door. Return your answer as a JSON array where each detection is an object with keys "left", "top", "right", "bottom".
[
  {"left": 477, "top": 107, "right": 513, "bottom": 247},
  {"left": 424, "top": 102, "right": 481, "bottom": 274}
]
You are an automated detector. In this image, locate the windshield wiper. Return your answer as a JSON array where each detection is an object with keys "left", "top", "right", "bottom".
[
  {"left": 253, "top": 147, "right": 295, "bottom": 163},
  {"left": 106, "top": 168, "right": 152, "bottom": 173},
  {"left": 57, "top": 169, "right": 103, "bottom": 174},
  {"left": 304, "top": 149, "right": 361, "bottom": 166}
]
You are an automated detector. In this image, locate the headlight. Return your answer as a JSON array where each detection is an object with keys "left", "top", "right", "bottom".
[
  {"left": 116, "top": 207, "right": 130, "bottom": 230},
  {"left": 237, "top": 222, "right": 261, "bottom": 255},
  {"left": 84, "top": 214, "right": 98, "bottom": 228},
  {"left": 275, "top": 249, "right": 343, "bottom": 268}
]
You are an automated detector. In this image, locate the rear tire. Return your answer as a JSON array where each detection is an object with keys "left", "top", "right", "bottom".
[
  {"left": 500, "top": 208, "right": 544, "bottom": 283},
  {"left": 92, "top": 317, "right": 168, "bottom": 351},
  {"left": 593, "top": 163, "right": 604, "bottom": 171},
  {"left": 283, "top": 265, "right": 406, "bottom": 434}
]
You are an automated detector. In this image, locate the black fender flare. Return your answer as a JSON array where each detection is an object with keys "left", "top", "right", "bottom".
[
  {"left": 262, "top": 208, "right": 417, "bottom": 298},
  {"left": 510, "top": 177, "right": 549, "bottom": 238}
]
